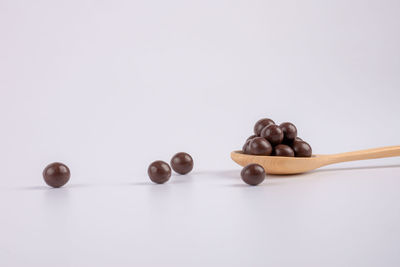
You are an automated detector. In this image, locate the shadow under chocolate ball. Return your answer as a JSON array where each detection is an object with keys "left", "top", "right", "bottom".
[{"left": 43, "top": 162, "right": 70, "bottom": 188}]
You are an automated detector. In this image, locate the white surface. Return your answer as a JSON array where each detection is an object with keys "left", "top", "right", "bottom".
[
  {"left": 1, "top": 166, "right": 400, "bottom": 267},
  {"left": 1, "top": 0, "right": 400, "bottom": 266}
]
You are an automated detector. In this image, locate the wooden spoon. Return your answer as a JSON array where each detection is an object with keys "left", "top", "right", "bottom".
[{"left": 231, "top": 146, "right": 400, "bottom": 175}]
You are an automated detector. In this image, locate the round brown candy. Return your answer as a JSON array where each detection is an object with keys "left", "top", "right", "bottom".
[
  {"left": 170, "top": 152, "right": 194, "bottom": 175},
  {"left": 294, "top": 137, "right": 303, "bottom": 142},
  {"left": 292, "top": 141, "right": 312, "bottom": 157},
  {"left": 243, "top": 135, "right": 257, "bottom": 153},
  {"left": 248, "top": 137, "right": 272, "bottom": 155},
  {"left": 242, "top": 139, "right": 252, "bottom": 154},
  {"left": 43, "top": 162, "right": 70, "bottom": 188},
  {"left": 253, "top": 118, "right": 275, "bottom": 136},
  {"left": 246, "top": 134, "right": 257, "bottom": 141},
  {"left": 260, "top": 125, "right": 284, "bottom": 146},
  {"left": 148, "top": 161, "right": 171, "bottom": 184},
  {"left": 241, "top": 164, "right": 266, "bottom": 186},
  {"left": 279, "top": 122, "right": 297, "bottom": 141},
  {"left": 283, "top": 136, "right": 303, "bottom": 146},
  {"left": 274, "top": 144, "right": 295, "bottom": 157}
]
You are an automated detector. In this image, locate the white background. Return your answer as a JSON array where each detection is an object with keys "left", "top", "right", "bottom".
[{"left": 1, "top": 0, "right": 400, "bottom": 266}]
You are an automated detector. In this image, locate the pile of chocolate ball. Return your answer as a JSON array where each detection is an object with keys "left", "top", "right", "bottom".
[
  {"left": 240, "top": 118, "right": 312, "bottom": 186},
  {"left": 243, "top": 118, "right": 312, "bottom": 157}
]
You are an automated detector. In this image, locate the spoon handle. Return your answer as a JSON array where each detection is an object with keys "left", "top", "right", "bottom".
[{"left": 327, "top": 146, "right": 400, "bottom": 164}]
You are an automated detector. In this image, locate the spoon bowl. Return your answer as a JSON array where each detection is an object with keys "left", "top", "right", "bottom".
[{"left": 231, "top": 146, "right": 400, "bottom": 175}]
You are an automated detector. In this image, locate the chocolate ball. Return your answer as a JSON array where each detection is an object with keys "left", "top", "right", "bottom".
[
  {"left": 243, "top": 135, "right": 257, "bottom": 154},
  {"left": 279, "top": 122, "right": 297, "bottom": 141},
  {"left": 260, "top": 125, "right": 284, "bottom": 146},
  {"left": 283, "top": 136, "right": 303, "bottom": 146},
  {"left": 246, "top": 134, "right": 257, "bottom": 141},
  {"left": 253, "top": 118, "right": 275, "bottom": 136},
  {"left": 242, "top": 139, "right": 252, "bottom": 154},
  {"left": 148, "top": 161, "right": 171, "bottom": 184},
  {"left": 171, "top": 152, "right": 194, "bottom": 175},
  {"left": 274, "top": 144, "right": 295, "bottom": 157},
  {"left": 241, "top": 164, "right": 266, "bottom": 186},
  {"left": 292, "top": 141, "right": 312, "bottom": 157},
  {"left": 248, "top": 137, "right": 272, "bottom": 156},
  {"left": 294, "top": 137, "right": 303, "bottom": 142},
  {"left": 43, "top": 162, "right": 70, "bottom": 188}
]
